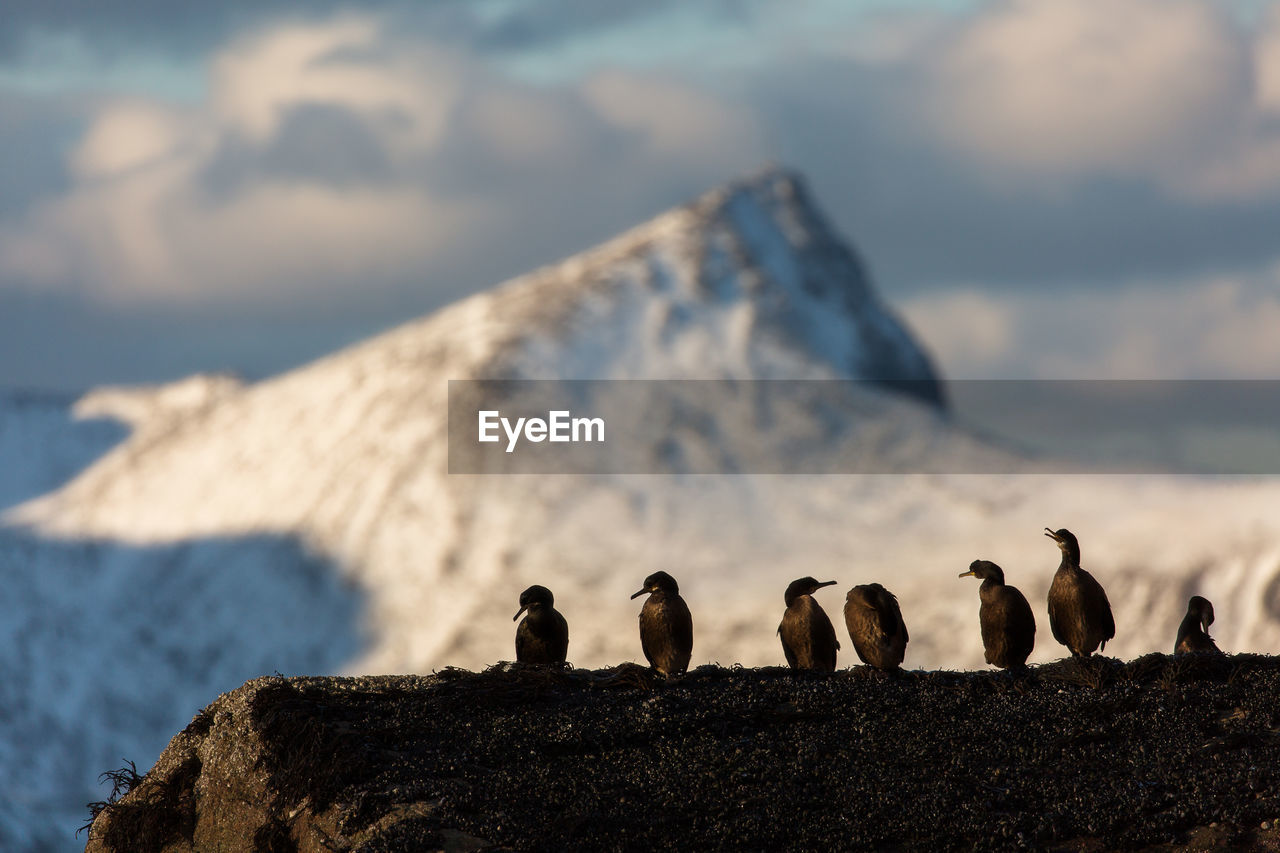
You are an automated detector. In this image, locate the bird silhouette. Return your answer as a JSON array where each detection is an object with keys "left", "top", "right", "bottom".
[
  {"left": 1174, "top": 595, "right": 1221, "bottom": 655},
  {"left": 631, "top": 571, "right": 693, "bottom": 675},
  {"left": 778, "top": 577, "right": 840, "bottom": 671},
  {"left": 959, "top": 560, "right": 1035, "bottom": 669},
  {"left": 1045, "top": 528, "right": 1115, "bottom": 657},
  {"left": 513, "top": 585, "right": 568, "bottom": 665},
  {"left": 843, "top": 583, "right": 908, "bottom": 671}
]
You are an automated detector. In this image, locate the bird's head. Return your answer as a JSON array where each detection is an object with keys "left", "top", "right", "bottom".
[
  {"left": 958, "top": 559, "right": 1004, "bottom": 584},
  {"left": 1044, "top": 527, "right": 1081, "bottom": 564},
  {"left": 1188, "top": 595, "right": 1215, "bottom": 632},
  {"left": 631, "top": 570, "right": 679, "bottom": 600},
  {"left": 784, "top": 576, "right": 837, "bottom": 607},
  {"left": 513, "top": 584, "right": 554, "bottom": 621}
]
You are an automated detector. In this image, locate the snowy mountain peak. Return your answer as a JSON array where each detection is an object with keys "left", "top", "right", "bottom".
[{"left": 391, "top": 166, "right": 943, "bottom": 403}]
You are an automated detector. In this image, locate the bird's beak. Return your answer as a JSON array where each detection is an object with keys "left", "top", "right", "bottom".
[
  {"left": 958, "top": 569, "right": 975, "bottom": 578},
  {"left": 630, "top": 588, "right": 648, "bottom": 600},
  {"left": 513, "top": 605, "right": 528, "bottom": 622},
  {"left": 1044, "top": 528, "right": 1061, "bottom": 542},
  {"left": 1202, "top": 603, "right": 1215, "bottom": 631},
  {"left": 816, "top": 580, "right": 837, "bottom": 589}
]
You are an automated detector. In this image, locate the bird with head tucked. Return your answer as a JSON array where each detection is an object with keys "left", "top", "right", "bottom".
[
  {"left": 1174, "top": 595, "right": 1221, "bottom": 655},
  {"left": 843, "top": 582, "right": 909, "bottom": 671}
]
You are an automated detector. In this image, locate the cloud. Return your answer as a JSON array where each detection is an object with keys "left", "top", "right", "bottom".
[
  {"left": 906, "top": 0, "right": 1280, "bottom": 202},
  {"left": 901, "top": 269, "right": 1280, "bottom": 379},
  {"left": 0, "top": 16, "right": 766, "bottom": 305},
  {"left": 929, "top": 0, "right": 1246, "bottom": 176},
  {"left": 895, "top": 291, "right": 1015, "bottom": 375}
]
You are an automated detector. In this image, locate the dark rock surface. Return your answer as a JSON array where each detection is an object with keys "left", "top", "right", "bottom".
[{"left": 84, "top": 656, "right": 1280, "bottom": 852}]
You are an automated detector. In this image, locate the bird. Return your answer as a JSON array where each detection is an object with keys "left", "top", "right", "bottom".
[
  {"left": 959, "top": 560, "right": 1036, "bottom": 669},
  {"left": 1174, "top": 595, "right": 1222, "bottom": 655},
  {"left": 843, "top": 583, "right": 909, "bottom": 671},
  {"left": 630, "top": 571, "right": 693, "bottom": 675},
  {"left": 1045, "top": 527, "right": 1115, "bottom": 657},
  {"left": 778, "top": 577, "right": 840, "bottom": 671},
  {"left": 512, "top": 585, "right": 569, "bottom": 665}
]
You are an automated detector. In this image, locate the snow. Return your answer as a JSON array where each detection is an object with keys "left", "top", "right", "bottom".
[{"left": 4, "top": 168, "right": 1280, "bottom": 849}]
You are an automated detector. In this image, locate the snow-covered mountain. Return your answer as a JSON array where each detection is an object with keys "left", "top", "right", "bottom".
[{"left": 7, "top": 168, "right": 1280, "bottom": 850}]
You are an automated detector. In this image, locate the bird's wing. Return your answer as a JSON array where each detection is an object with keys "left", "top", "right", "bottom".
[
  {"left": 673, "top": 597, "right": 694, "bottom": 657},
  {"left": 978, "top": 598, "right": 1001, "bottom": 657},
  {"left": 1084, "top": 570, "right": 1116, "bottom": 647},
  {"left": 554, "top": 610, "right": 570, "bottom": 661},
  {"left": 1099, "top": 588, "right": 1116, "bottom": 643},
  {"left": 638, "top": 607, "right": 658, "bottom": 668},
  {"left": 1046, "top": 575, "right": 1068, "bottom": 646},
  {"left": 1009, "top": 587, "right": 1036, "bottom": 636},
  {"left": 874, "top": 587, "right": 907, "bottom": 644},
  {"left": 515, "top": 623, "right": 530, "bottom": 662},
  {"left": 781, "top": 637, "right": 799, "bottom": 669},
  {"left": 1007, "top": 587, "right": 1037, "bottom": 658}
]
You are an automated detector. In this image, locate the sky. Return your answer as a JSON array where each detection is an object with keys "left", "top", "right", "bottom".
[{"left": 2, "top": 0, "right": 1280, "bottom": 390}]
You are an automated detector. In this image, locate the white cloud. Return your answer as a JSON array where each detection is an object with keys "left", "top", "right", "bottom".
[
  {"left": 1254, "top": 1, "right": 1280, "bottom": 113},
  {"left": 902, "top": 270, "right": 1280, "bottom": 379},
  {"left": 71, "top": 100, "right": 188, "bottom": 179},
  {"left": 210, "top": 17, "right": 464, "bottom": 153},
  {"left": 0, "top": 16, "right": 765, "bottom": 305},
  {"left": 911, "top": 0, "right": 1280, "bottom": 200},
  {"left": 896, "top": 290, "right": 1014, "bottom": 374}
]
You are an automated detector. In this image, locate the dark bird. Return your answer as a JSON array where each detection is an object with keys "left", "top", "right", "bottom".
[
  {"left": 1174, "top": 595, "right": 1222, "bottom": 655},
  {"left": 1045, "top": 528, "right": 1115, "bottom": 657},
  {"left": 778, "top": 577, "right": 840, "bottom": 671},
  {"left": 959, "top": 560, "right": 1036, "bottom": 669},
  {"left": 843, "top": 583, "right": 909, "bottom": 671},
  {"left": 512, "top": 585, "right": 569, "bottom": 665},
  {"left": 631, "top": 571, "right": 693, "bottom": 675}
]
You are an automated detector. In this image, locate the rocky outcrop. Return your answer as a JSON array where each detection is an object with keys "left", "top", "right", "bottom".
[
  {"left": 83, "top": 675, "right": 492, "bottom": 852},
  {"left": 85, "top": 657, "right": 1280, "bottom": 851}
]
